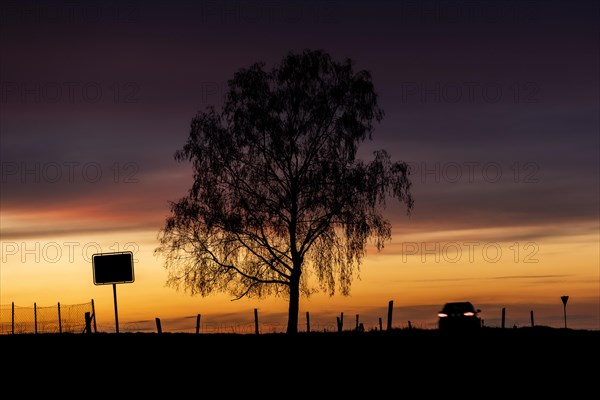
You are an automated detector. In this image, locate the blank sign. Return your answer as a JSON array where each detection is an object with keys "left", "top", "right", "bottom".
[{"left": 92, "top": 252, "right": 135, "bottom": 285}]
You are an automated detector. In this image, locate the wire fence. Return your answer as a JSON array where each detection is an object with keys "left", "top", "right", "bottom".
[
  {"left": 125, "top": 307, "right": 411, "bottom": 335},
  {"left": 0, "top": 302, "right": 395, "bottom": 335},
  {"left": 116, "top": 319, "right": 292, "bottom": 334},
  {"left": 0, "top": 300, "right": 96, "bottom": 334}
]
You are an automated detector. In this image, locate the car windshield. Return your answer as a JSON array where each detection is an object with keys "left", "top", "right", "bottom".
[{"left": 442, "top": 302, "right": 475, "bottom": 314}]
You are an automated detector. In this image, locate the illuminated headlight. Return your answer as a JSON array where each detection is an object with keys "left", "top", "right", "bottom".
[
  {"left": 463, "top": 312, "right": 475, "bottom": 316},
  {"left": 438, "top": 313, "right": 448, "bottom": 318}
]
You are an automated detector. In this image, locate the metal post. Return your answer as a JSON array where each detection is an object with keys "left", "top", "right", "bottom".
[
  {"left": 113, "top": 283, "right": 119, "bottom": 333},
  {"left": 196, "top": 314, "right": 201, "bottom": 334},
  {"left": 387, "top": 300, "right": 393, "bottom": 331},
  {"left": 501, "top": 307, "right": 506, "bottom": 329},
  {"left": 254, "top": 308, "right": 259, "bottom": 335},
  {"left": 155, "top": 318, "right": 162, "bottom": 334},
  {"left": 91, "top": 299, "right": 97, "bottom": 333},
  {"left": 58, "top": 302, "right": 62, "bottom": 333},
  {"left": 34, "top": 302, "right": 37, "bottom": 334},
  {"left": 306, "top": 311, "right": 310, "bottom": 333},
  {"left": 561, "top": 296, "right": 569, "bottom": 329}
]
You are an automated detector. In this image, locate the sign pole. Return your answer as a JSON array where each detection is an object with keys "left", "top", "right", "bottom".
[
  {"left": 92, "top": 251, "right": 134, "bottom": 334},
  {"left": 560, "top": 295, "right": 569, "bottom": 329},
  {"left": 113, "top": 283, "right": 119, "bottom": 333}
]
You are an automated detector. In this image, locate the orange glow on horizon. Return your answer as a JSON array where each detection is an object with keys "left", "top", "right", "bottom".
[{"left": 1, "top": 218, "right": 598, "bottom": 332}]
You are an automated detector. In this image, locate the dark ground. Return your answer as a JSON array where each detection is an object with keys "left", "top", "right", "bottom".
[{"left": 2, "top": 327, "right": 597, "bottom": 396}]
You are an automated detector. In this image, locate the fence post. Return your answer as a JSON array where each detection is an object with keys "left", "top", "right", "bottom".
[
  {"left": 355, "top": 314, "right": 359, "bottom": 331},
  {"left": 91, "top": 299, "right": 97, "bottom": 333},
  {"left": 306, "top": 311, "right": 310, "bottom": 333},
  {"left": 58, "top": 302, "right": 62, "bottom": 333},
  {"left": 501, "top": 307, "right": 506, "bottom": 329},
  {"left": 387, "top": 300, "right": 393, "bottom": 331},
  {"left": 254, "top": 308, "right": 259, "bottom": 335},
  {"left": 11, "top": 302, "right": 15, "bottom": 335},
  {"left": 336, "top": 312, "right": 344, "bottom": 332},
  {"left": 379, "top": 317, "right": 383, "bottom": 332},
  {"left": 530, "top": 310, "right": 534, "bottom": 327},
  {"left": 85, "top": 312, "right": 92, "bottom": 334},
  {"left": 196, "top": 314, "right": 201, "bottom": 334},
  {"left": 34, "top": 302, "right": 37, "bottom": 334},
  {"left": 156, "top": 318, "right": 162, "bottom": 334}
]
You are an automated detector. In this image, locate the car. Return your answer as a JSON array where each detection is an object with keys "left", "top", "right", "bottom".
[{"left": 437, "top": 301, "right": 481, "bottom": 330}]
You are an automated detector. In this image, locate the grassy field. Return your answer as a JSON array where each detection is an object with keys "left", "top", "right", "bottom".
[
  {"left": 2, "top": 326, "right": 597, "bottom": 395},
  {"left": 3, "top": 325, "right": 597, "bottom": 353}
]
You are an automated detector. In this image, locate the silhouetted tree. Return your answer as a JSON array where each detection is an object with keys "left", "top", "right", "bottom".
[{"left": 155, "top": 49, "right": 414, "bottom": 334}]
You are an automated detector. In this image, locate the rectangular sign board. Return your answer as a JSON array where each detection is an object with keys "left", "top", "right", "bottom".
[{"left": 92, "top": 251, "right": 135, "bottom": 285}]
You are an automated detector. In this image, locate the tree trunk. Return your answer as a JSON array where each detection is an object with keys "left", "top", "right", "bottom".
[{"left": 286, "top": 268, "right": 301, "bottom": 334}]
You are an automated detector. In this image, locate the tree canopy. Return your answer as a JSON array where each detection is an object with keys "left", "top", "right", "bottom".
[{"left": 155, "top": 49, "right": 414, "bottom": 334}]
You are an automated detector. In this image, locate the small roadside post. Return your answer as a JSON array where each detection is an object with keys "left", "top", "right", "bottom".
[{"left": 560, "top": 295, "right": 569, "bottom": 329}]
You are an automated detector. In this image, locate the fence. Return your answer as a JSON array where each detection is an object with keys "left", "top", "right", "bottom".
[{"left": 0, "top": 300, "right": 96, "bottom": 334}]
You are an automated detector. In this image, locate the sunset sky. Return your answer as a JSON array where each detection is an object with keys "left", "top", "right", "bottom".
[{"left": 1, "top": 0, "right": 598, "bottom": 332}]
